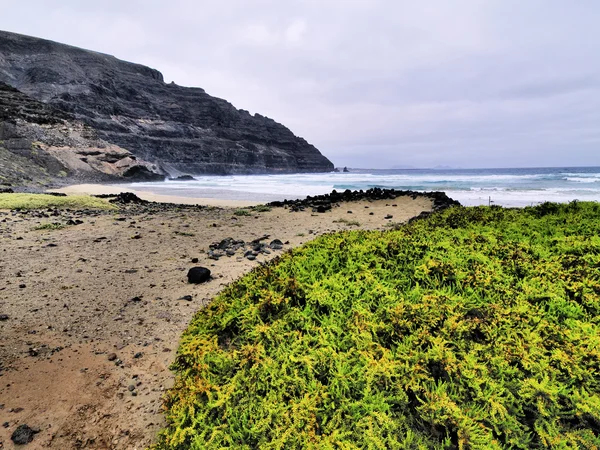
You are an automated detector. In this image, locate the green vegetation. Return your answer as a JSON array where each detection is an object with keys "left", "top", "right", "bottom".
[
  {"left": 234, "top": 208, "right": 253, "bottom": 217},
  {"left": 333, "top": 218, "right": 361, "bottom": 227},
  {"left": 33, "top": 222, "right": 68, "bottom": 230},
  {"left": 154, "top": 202, "right": 600, "bottom": 449},
  {"left": 252, "top": 205, "right": 272, "bottom": 213},
  {"left": 0, "top": 193, "right": 115, "bottom": 210}
]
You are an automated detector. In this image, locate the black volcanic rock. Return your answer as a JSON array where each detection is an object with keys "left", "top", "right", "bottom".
[
  {"left": 268, "top": 188, "right": 461, "bottom": 213},
  {"left": 0, "top": 30, "right": 334, "bottom": 175},
  {"left": 187, "top": 267, "right": 211, "bottom": 284},
  {"left": 122, "top": 165, "right": 165, "bottom": 181}
]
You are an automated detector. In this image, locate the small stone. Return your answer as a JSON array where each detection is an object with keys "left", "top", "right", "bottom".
[
  {"left": 246, "top": 254, "right": 256, "bottom": 261},
  {"left": 347, "top": 210, "right": 353, "bottom": 214},
  {"left": 3, "top": 421, "right": 9, "bottom": 428},
  {"left": 178, "top": 295, "right": 193, "bottom": 301},
  {"left": 107, "top": 353, "right": 117, "bottom": 361},
  {"left": 385, "top": 214, "right": 393, "bottom": 219},
  {"left": 128, "top": 385, "right": 135, "bottom": 391},
  {"left": 191, "top": 257, "right": 199, "bottom": 263},
  {"left": 134, "top": 352, "right": 143, "bottom": 359},
  {"left": 19, "top": 284, "right": 26, "bottom": 289},
  {"left": 0, "top": 314, "right": 8, "bottom": 321}
]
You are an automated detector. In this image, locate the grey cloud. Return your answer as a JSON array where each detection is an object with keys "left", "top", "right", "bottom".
[{"left": 1, "top": 0, "right": 599, "bottom": 168}]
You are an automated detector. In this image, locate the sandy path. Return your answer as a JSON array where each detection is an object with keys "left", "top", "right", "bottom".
[{"left": 0, "top": 195, "right": 432, "bottom": 449}]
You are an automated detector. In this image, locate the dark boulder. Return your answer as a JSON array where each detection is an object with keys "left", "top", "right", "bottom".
[
  {"left": 187, "top": 267, "right": 211, "bottom": 284},
  {"left": 169, "top": 175, "right": 196, "bottom": 181},
  {"left": 122, "top": 166, "right": 164, "bottom": 182},
  {"left": 107, "top": 192, "right": 149, "bottom": 204},
  {"left": 11, "top": 424, "right": 39, "bottom": 445},
  {"left": 269, "top": 239, "right": 284, "bottom": 250}
]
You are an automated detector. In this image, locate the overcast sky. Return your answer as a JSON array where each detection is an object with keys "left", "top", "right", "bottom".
[{"left": 1, "top": 1, "right": 599, "bottom": 168}]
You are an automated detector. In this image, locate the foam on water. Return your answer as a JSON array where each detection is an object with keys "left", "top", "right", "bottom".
[{"left": 118, "top": 166, "right": 600, "bottom": 207}]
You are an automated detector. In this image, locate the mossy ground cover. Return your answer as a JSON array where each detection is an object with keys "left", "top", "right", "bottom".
[
  {"left": 155, "top": 202, "right": 600, "bottom": 449},
  {"left": 0, "top": 193, "right": 114, "bottom": 210}
]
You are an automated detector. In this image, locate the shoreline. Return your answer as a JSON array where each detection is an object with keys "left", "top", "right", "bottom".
[{"left": 49, "top": 183, "right": 260, "bottom": 207}]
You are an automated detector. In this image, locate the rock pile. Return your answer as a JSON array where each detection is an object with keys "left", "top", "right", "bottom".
[
  {"left": 208, "top": 236, "right": 287, "bottom": 261},
  {"left": 268, "top": 188, "right": 461, "bottom": 213}
]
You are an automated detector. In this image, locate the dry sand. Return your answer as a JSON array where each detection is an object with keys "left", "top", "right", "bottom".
[
  {"left": 0, "top": 193, "right": 432, "bottom": 449},
  {"left": 51, "top": 184, "right": 260, "bottom": 208}
]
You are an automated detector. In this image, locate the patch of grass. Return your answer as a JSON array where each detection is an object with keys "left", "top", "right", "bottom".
[
  {"left": 33, "top": 222, "right": 68, "bottom": 231},
  {"left": 0, "top": 193, "right": 115, "bottom": 210},
  {"left": 233, "top": 208, "right": 252, "bottom": 216},
  {"left": 155, "top": 202, "right": 600, "bottom": 449},
  {"left": 252, "top": 204, "right": 272, "bottom": 213},
  {"left": 333, "top": 217, "right": 361, "bottom": 226}
]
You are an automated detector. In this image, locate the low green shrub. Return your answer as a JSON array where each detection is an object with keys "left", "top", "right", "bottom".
[
  {"left": 0, "top": 193, "right": 114, "bottom": 210},
  {"left": 33, "top": 222, "right": 68, "bottom": 230},
  {"left": 234, "top": 209, "right": 253, "bottom": 216},
  {"left": 154, "top": 202, "right": 600, "bottom": 449},
  {"left": 333, "top": 218, "right": 361, "bottom": 227},
  {"left": 252, "top": 205, "right": 272, "bottom": 213}
]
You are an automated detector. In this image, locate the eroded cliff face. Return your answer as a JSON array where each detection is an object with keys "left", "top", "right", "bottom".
[
  {"left": 0, "top": 82, "right": 161, "bottom": 189},
  {"left": 0, "top": 30, "right": 334, "bottom": 176}
]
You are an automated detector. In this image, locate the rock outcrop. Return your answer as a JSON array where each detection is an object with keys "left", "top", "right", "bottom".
[
  {"left": 0, "top": 82, "right": 162, "bottom": 189},
  {"left": 0, "top": 30, "right": 334, "bottom": 177}
]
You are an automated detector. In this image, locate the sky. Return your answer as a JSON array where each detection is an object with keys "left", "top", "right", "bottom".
[{"left": 1, "top": 0, "right": 599, "bottom": 169}]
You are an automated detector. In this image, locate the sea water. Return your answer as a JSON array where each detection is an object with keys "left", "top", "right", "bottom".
[{"left": 120, "top": 166, "right": 600, "bottom": 207}]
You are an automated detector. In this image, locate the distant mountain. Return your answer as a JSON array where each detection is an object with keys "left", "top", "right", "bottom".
[
  {"left": 0, "top": 30, "right": 333, "bottom": 186},
  {"left": 391, "top": 164, "right": 418, "bottom": 170}
]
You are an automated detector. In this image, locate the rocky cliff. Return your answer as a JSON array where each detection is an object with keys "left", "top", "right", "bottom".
[
  {"left": 0, "top": 30, "right": 333, "bottom": 177},
  {"left": 0, "top": 81, "right": 163, "bottom": 189}
]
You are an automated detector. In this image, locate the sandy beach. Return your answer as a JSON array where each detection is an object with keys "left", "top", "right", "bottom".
[
  {"left": 0, "top": 191, "right": 433, "bottom": 449},
  {"left": 50, "top": 184, "right": 260, "bottom": 208}
]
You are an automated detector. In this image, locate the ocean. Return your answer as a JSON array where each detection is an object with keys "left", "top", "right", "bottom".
[{"left": 120, "top": 166, "right": 600, "bottom": 207}]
